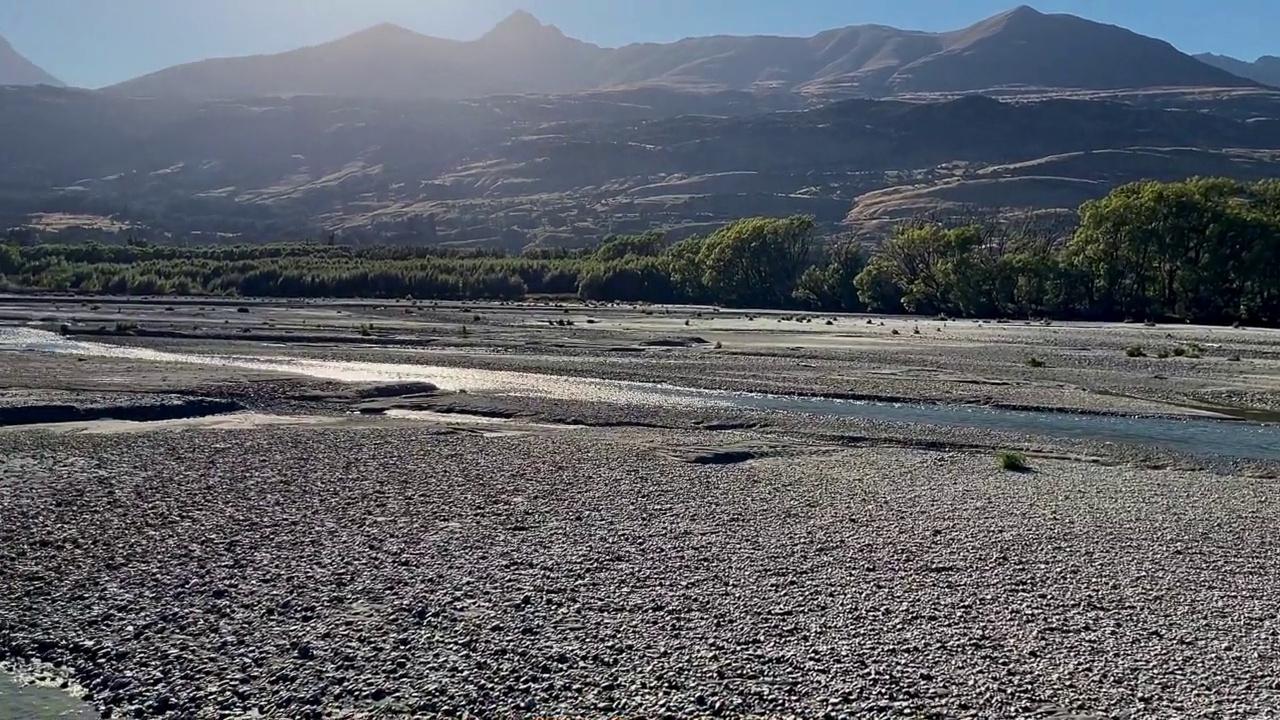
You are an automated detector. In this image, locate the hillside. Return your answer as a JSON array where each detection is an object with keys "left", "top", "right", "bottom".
[
  {"left": 104, "top": 6, "right": 1255, "bottom": 101},
  {"left": 0, "top": 36, "right": 63, "bottom": 87},
  {"left": 1197, "top": 53, "right": 1280, "bottom": 88},
  {"left": 4, "top": 85, "right": 1280, "bottom": 247}
]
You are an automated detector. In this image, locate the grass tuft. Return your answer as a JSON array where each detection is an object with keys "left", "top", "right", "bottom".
[{"left": 997, "top": 450, "right": 1031, "bottom": 472}]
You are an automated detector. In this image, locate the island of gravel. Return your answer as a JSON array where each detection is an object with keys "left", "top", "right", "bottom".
[{"left": 1, "top": 296, "right": 1279, "bottom": 718}]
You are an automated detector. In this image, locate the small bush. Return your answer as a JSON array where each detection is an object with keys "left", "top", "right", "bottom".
[
  {"left": 236, "top": 306, "right": 250, "bottom": 313},
  {"left": 997, "top": 451, "right": 1031, "bottom": 472},
  {"left": 1156, "top": 349, "right": 1171, "bottom": 359},
  {"left": 1227, "top": 353, "right": 1241, "bottom": 362},
  {"left": 1172, "top": 346, "right": 1186, "bottom": 357},
  {"left": 114, "top": 320, "right": 138, "bottom": 333},
  {"left": 1125, "top": 345, "right": 1146, "bottom": 358},
  {"left": 1025, "top": 356, "right": 1045, "bottom": 368},
  {"left": 891, "top": 328, "right": 900, "bottom": 335}
]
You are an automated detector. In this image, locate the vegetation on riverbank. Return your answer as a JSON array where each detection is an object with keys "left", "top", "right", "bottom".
[{"left": 3, "top": 178, "right": 1278, "bottom": 324}]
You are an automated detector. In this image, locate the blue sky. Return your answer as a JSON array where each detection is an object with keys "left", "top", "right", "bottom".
[{"left": 2, "top": 0, "right": 1275, "bottom": 89}]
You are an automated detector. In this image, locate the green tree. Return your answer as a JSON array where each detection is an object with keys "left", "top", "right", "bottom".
[
  {"left": 794, "top": 242, "right": 868, "bottom": 311},
  {"left": 698, "top": 215, "right": 814, "bottom": 308}
]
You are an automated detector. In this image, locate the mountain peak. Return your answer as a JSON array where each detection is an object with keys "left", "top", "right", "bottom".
[
  {"left": 345, "top": 23, "right": 423, "bottom": 41},
  {"left": 988, "top": 4, "right": 1048, "bottom": 27},
  {"left": 481, "top": 10, "right": 564, "bottom": 42}
]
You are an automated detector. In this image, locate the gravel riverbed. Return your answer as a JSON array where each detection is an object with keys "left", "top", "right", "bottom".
[{"left": 3, "top": 424, "right": 1279, "bottom": 718}]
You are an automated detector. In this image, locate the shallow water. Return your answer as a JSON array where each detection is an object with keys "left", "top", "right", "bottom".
[
  {"left": 3, "top": 327, "right": 1279, "bottom": 461},
  {"left": 0, "top": 675, "right": 95, "bottom": 720}
]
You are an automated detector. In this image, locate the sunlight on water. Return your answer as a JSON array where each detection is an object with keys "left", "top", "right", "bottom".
[
  {"left": 0, "top": 328, "right": 734, "bottom": 409},
  {"left": 3, "top": 327, "right": 1279, "bottom": 461}
]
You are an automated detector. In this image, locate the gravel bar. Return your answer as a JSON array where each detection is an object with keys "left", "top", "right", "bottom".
[{"left": 3, "top": 425, "right": 1279, "bottom": 718}]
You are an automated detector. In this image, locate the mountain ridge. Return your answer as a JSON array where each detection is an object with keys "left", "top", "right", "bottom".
[
  {"left": 0, "top": 36, "right": 64, "bottom": 87},
  {"left": 104, "top": 6, "right": 1257, "bottom": 100},
  {"left": 1196, "top": 53, "right": 1280, "bottom": 87}
]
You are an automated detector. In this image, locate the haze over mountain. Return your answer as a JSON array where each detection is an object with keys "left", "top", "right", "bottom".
[
  {"left": 1196, "top": 53, "right": 1280, "bottom": 88},
  {"left": 0, "top": 36, "right": 64, "bottom": 87},
  {"left": 5, "top": 81, "right": 1280, "bottom": 248},
  {"left": 3, "top": 5, "right": 1279, "bottom": 248},
  {"left": 106, "top": 6, "right": 1256, "bottom": 101}
]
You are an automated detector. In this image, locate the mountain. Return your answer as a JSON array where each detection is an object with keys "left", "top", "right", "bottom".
[
  {"left": 105, "top": 6, "right": 1256, "bottom": 101},
  {"left": 106, "top": 11, "right": 602, "bottom": 100},
  {"left": 1196, "top": 53, "right": 1280, "bottom": 88},
  {"left": 4, "top": 85, "right": 1279, "bottom": 247},
  {"left": 0, "top": 36, "right": 63, "bottom": 87}
]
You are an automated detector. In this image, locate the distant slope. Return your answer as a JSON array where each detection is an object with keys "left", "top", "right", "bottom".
[
  {"left": 884, "top": 6, "right": 1253, "bottom": 94},
  {"left": 0, "top": 36, "right": 63, "bottom": 87},
  {"left": 3, "top": 87, "right": 1279, "bottom": 247},
  {"left": 1196, "top": 53, "right": 1280, "bottom": 88},
  {"left": 104, "top": 6, "right": 1257, "bottom": 100}
]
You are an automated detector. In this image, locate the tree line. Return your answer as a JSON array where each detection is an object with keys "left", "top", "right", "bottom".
[{"left": 3, "top": 178, "right": 1278, "bottom": 325}]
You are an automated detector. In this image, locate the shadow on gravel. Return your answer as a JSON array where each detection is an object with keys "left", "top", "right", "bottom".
[
  {"left": 0, "top": 397, "right": 244, "bottom": 427},
  {"left": 661, "top": 442, "right": 812, "bottom": 465}
]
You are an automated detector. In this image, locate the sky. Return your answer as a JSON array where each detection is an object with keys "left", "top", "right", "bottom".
[{"left": 2, "top": 0, "right": 1276, "bottom": 89}]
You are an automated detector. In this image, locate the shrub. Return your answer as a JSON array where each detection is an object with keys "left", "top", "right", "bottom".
[
  {"left": 1025, "top": 356, "right": 1045, "bottom": 368},
  {"left": 1125, "top": 345, "right": 1146, "bottom": 358},
  {"left": 236, "top": 306, "right": 250, "bottom": 313},
  {"left": 997, "top": 451, "right": 1031, "bottom": 472}
]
